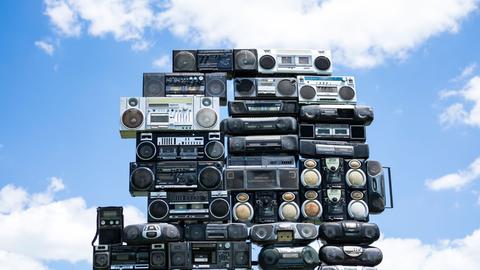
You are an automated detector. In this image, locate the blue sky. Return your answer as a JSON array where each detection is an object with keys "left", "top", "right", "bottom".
[{"left": 1, "top": 1, "right": 480, "bottom": 269}]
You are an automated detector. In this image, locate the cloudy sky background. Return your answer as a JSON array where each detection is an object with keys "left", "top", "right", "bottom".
[{"left": 1, "top": 0, "right": 480, "bottom": 269}]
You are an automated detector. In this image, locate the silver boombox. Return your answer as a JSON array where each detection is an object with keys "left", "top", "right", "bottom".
[
  {"left": 298, "top": 76, "right": 356, "bottom": 104},
  {"left": 257, "top": 49, "right": 332, "bottom": 75},
  {"left": 120, "top": 96, "right": 220, "bottom": 138}
]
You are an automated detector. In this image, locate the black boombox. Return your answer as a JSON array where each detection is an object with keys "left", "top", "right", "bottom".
[
  {"left": 184, "top": 223, "right": 248, "bottom": 241},
  {"left": 93, "top": 244, "right": 168, "bottom": 270},
  {"left": 232, "top": 191, "right": 301, "bottom": 224},
  {"left": 96, "top": 207, "right": 123, "bottom": 246},
  {"left": 299, "top": 123, "right": 366, "bottom": 142},
  {"left": 228, "top": 100, "right": 299, "bottom": 117},
  {"left": 299, "top": 140, "right": 369, "bottom": 159},
  {"left": 221, "top": 117, "right": 298, "bottom": 135},
  {"left": 250, "top": 222, "right": 318, "bottom": 245},
  {"left": 258, "top": 245, "right": 319, "bottom": 270},
  {"left": 129, "top": 161, "right": 224, "bottom": 196},
  {"left": 299, "top": 104, "right": 374, "bottom": 125},
  {"left": 228, "top": 135, "right": 299, "bottom": 154},
  {"left": 172, "top": 49, "right": 234, "bottom": 73},
  {"left": 168, "top": 241, "right": 251, "bottom": 269},
  {"left": 147, "top": 191, "right": 231, "bottom": 223},
  {"left": 123, "top": 223, "right": 183, "bottom": 245},
  {"left": 319, "top": 245, "right": 383, "bottom": 267},
  {"left": 136, "top": 132, "right": 224, "bottom": 162},
  {"left": 323, "top": 188, "right": 369, "bottom": 222},
  {"left": 318, "top": 221, "right": 380, "bottom": 245},
  {"left": 143, "top": 72, "right": 227, "bottom": 105}
]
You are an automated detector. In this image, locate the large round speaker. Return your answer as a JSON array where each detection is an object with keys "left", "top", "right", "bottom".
[
  {"left": 259, "top": 55, "right": 276, "bottom": 69},
  {"left": 206, "top": 78, "right": 225, "bottom": 97},
  {"left": 151, "top": 251, "right": 166, "bottom": 267},
  {"left": 148, "top": 200, "right": 169, "bottom": 220},
  {"left": 123, "top": 225, "right": 141, "bottom": 242},
  {"left": 233, "top": 202, "right": 253, "bottom": 222},
  {"left": 204, "top": 141, "right": 224, "bottom": 159},
  {"left": 301, "top": 169, "right": 321, "bottom": 188},
  {"left": 130, "top": 167, "right": 154, "bottom": 190},
  {"left": 209, "top": 198, "right": 230, "bottom": 219},
  {"left": 296, "top": 223, "right": 318, "bottom": 239},
  {"left": 251, "top": 225, "right": 274, "bottom": 241},
  {"left": 277, "top": 79, "right": 296, "bottom": 96},
  {"left": 314, "top": 56, "right": 331, "bottom": 70},
  {"left": 136, "top": 141, "right": 156, "bottom": 160},
  {"left": 196, "top": 108, "right": 218, "bottom": 128},
  {"left": 301, "top": 200, "right": 323, "bottom": 219},
  {"left": 198, "top": 166, "right": 222, "bottom": 190},
  {"left": 235, "top": 79, "right": 255, "bottom": 95},
  {"left": 339, "top": 86, "right": 355, "bottom": 101},
  {"left": 299, "top": 85, "right": 317, "bottom": 100},
  {"left": 346, "top": 169, "right": 366, "bottom": 187},
  {"left": 173, "top": 51, "right": 196, "bottom": 71},
  {"left": 259, "top": 248, "right": 280, "bottom": 267},
  {"left": 235, "top": 50, "right": 257, "bottom": 70},
  {"left": 94, "top": 253, "right": 109, "bottom": 268},
  {"left": 279, "top": 202, "right": 300, "bottom": 221},
  {"left": 122, "top": 108, "right": 144, "bottom": 128},
  {"left": 348, "top": 200, "right": 369, "bottom": 220}
]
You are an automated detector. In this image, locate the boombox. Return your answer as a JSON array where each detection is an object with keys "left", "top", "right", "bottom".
[
  {"left": 93, "top": 244, "right": 167, "bottom": 270},
  {"left": 168, "top": 241, "right": 251, "bottom": 269},
  {"left": 224, "top": 155, "right": 298, "bottom": 190},
  {"left": 221, "top": 117, "right": 297, "bottom": 135},
  {"left": 147, "top": 191, "right": 230, "bottom": 223},
  {"left": 323, "top": 188, "right": 370, "bottom": 222},
  {"left": 319, "top": 266, "right": 377, "bottom": 270},
  {"left": 366, "top": 160, "right": 387, "bottom": 214},
  {"left": 123, "top": 223, "right": 183, "bottom": 245},
  {"left": 129, "top": 161, "right": 224, "bottom": 196},
  {"left": 136, "top": 132, "right": 224, "bottom": 161},
  {"left": 234, "top": 77, "right": 298, "bottom": 100},
  {"left": 299, "top": 140, "right": 369, "bottom": 159},
  {"left": 299, "top": 104, "right": 374, "bottom": 125},
  {"left": 228, "top": 135, "right": 299, "bottom": 154},
  {"left": 258, "top": 245, "right": 319, "bottom": 270},
  {"left": 173, "top": 49, "right": 235, "bottom": 73},
  {"left": 299, "top": 123, "right": 366, "bottom": 142},
  {"left": 120, "top": 96, "right": 220, "bottom": 139},
  {"left": 250, "top": 222, "right": 318, "bottom": 245},
  {"left": 319, "top": 246, "right": 383, "bottom": 267},
  {"left": 301, "top": 190, "right": 323, "bottom": 223},
  {"left": 96, "top": 207, "right": 123, "bottom": 246},
  {"left": 142, "top": 72, "right": 227, "bottom": 105},
  {"left": 318, "top": 221, "right": 380, "bottom": 245},
  {"left": 298, "top": 76, "right": 356, "bottom": 104},
  {"left": 228, "top": 100, "right": 299, "bottom": 117},
  {"left": 232, "top": 191, "right": 301, "bottom": 224},
  {"left": 257, "top": 49, "right": 332, "bottom": 75},
  {"left": 184, "top": 223, "right": 248, "bottom": 241}
]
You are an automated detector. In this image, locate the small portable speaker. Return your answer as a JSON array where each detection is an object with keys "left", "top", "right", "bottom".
[
  {"left": 97, "top": 207, "right": 123, "bottom": 245},
  {"left": 143, "top": 73, "right": 165, "bottom": 97},
  {"left": 173, "top": 50, "right": 197, "bottom": 72},
  {"left": 150, "top": 244, "right": 167, "bottom": 269}
]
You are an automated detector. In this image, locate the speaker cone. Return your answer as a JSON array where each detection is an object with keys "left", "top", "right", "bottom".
[
  {"left": 260, "top": 248, "right": 280, "bottom": 266},
  {"left": 314, "top": 56, "right": 331, "bottom": 70},
  {"left": 235, "top": 79, "right": 255, "bottom": 95},
  {"left": 196, "top": 108, "right": 217, "bottom": 128},
  {"left": 279, "top": 202, "right": 300, "bottom": 221},
  {"left": 210, "top": 198, "right": 229, "bottom": 219},
  {"left": 149, "top": 200, "right": 169, "bottom": 220},
  {"left": 348, "top": 200, "right": 369, "bottom": 220},
  {"left": 367, "top": 160, "right": 382, "bottom": 176},
  {"left": 233, "top": 202, "right": 253, "bottom": 222},
  {"left": 206, "top": 79, "right": 225, "bottom": 96},
  {"left": 136, "top": 141, "right": 156, "bottom": 160},
  {"left": 144, "top": 75, "right": 164, "bottom": 97},
  {"left": 277, "top": 79, "right": 296, "bottom": 96},
  {"left": 346, "top": 169, "right": 366, "bottom": 187},
  {"left": 301, "top": 169, "right": 321, "bottom": 188},
  {"left": 302, "top": 200, "right": 323, "bottom": 218},
  {"left": 339, "top": 86, "right": 355, "bottom": 101},
  {"left": 205, "top": 141, "right": 224, "bottom": 159},
  {"left": 165, "top": 225, "right": 180, "bottom": 239},
  {"left": 299, "top": 85, "right": 317, "bottom": 99},
  {"left": 174, "top": 51, "right": 196, "bottom": 71},
  {"left": 235, "top": 50, "right": 257, "bottom": 70},
  {"left": 123, "top": 225, "right": 141, "bottom": 241},
  {"left": 122, "top": 108, "right": 144, "bottom": 128},
  {"left": 259, "top": 55, "right": 276, "bottom": 69},
  {"left": 198, "top": 166, "right": 222, "bottom": 190},
  {"left": 131, "top": 167, "right": 154, "bottom": 190}
]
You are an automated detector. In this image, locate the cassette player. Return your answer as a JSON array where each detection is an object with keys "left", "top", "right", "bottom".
[
  {"left": 225, "top": 156, "right": 298, "bottom": 190},
  {"left": 123, "top": 223, "right": 183, "bottom": 245},
  {"left": 228, "top": 100, "right": 299, "bottom": 117},
  {"left": 299, "top": 123, "right": 366, "bottom": 142},
  {"left": 298, "top": 76, "right": 356, "bottom": 104},
  {"left": 319, "top": 246, "right": 383, "bottom": 267},
  {"left": 300, "top": 104, "right": 374, "bottom": 125},
  {"left": 129, "top": 161, "right": 224, "bottom": 196},
  {"left": 222, "top": 117, "right": 297, "bottom": 135},
  {"left": 250, "top": 222, "right": 318, "bottom": 245},
  {"left": 299, "top": 140, "right": 369, "bottom": 159},
  {"left": 147, "top": 191, "right": 231, "bottom": 223},
  {"left": 93, "top": 244, "right": 153, "bottom": 270},
  {"left": 197, "top": 49, "right": 233, "bottom": 72},
  {"left": 318, "top": 221, "right": 380, "bottom": 245},
  {"left": 184, "top": 223, "right": 248, "bottom": 241},
  {"left": 120, "top": 96, "right": 220, "bottom": 138},
  {"left": 234, "top": 77, "right": 298, "bottom": 100},
  {"left": 228, "top": 135, "right": 299, "bottom": 155},
  {"left": 257, "top": 49, "right": 332, "bottom": 75},
  {"left": 136, "top": 132, "right": 224, "bottom": 162},
  {"left": 258, "top": 245, "right": 319, "bottom": 270}
]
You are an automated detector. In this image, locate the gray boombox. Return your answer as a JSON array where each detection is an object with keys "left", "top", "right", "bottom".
[
  {"left": 257, "top": 49, "right": 332, "bottom": 75},
  {"left": 298, "top": 76, "right": 356, "bottom": 104}
]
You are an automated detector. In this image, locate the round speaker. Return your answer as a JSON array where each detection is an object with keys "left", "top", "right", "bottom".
[
  {"left": 301, "top": 200, "right": 322, "bottom": 218},
  {"left": 136, "top": 141, "right": 156, "bottom": 160},
  {"left": 165, "top": 225, "right": 180, "bottom": 239},
  {"left": 367, "top": 160, "right": 382, "bottom": 176},
  {"left": 301, "top": 169, "right": 321, "bottom": 188},
  {"left": 364, "top": 225, "right": 379, "bottom": 240},
  {"left": 145, "top": 78, "right": 164, "bottom": 97},
  {"left": 206, "top": 79, "right": 225, "bottom": 96},
  {"left": 304, "top": 190, "right": 318, "bottom": 200},
  {"left": 302, "top": 246, "right": 319, "bottom": 264},
  {"left": 123, "top": 225, "right": 141, "bottom": 242},
  {"left": 131, "top": 167, "right": 154, "bottom": 190},
  {"left": 304, "top": 159, "right": 317, "bottom": 169},
  {"left": 122, "top": 108, "right": 144, "bottom": 128},
  {"left": 151, "top": 251, "right": 165, "bottom": 266},
  {"left": 299, "top": 85, "right": 317, "bottom": 100},
  {"left": 314, "top": 56, "right": 331, "bottom": 70},
  {"left": 348, "top": 200, "right": 369, "bottom": 220},
  {"left": 259, "top": 248, "right": 280, "bottom": 266},
  {"left": 174, "top": 51, "right": 196, "bottom": 71},
  {"left": 233, "top": 202, "right": 253, "bottom": 222},
  {"left": 339, "top": 86, "right": 355, "bottom": 101},
  {"left": 198, "top": 166, "right": 222, "bottom": 190},
  {"left": 349, "top": 159, "right": 362, "bottom": 169},
  {"left": 346, "top": 169, "right": 366, "bottom": 187},
  {"left": 196, "top": 108, "right": 218, "bottom": 128},
  {"left": 279, "top": 202, "right": 300, "bottom": 221},
  {"left": 277, "top": 79, "right": 296, "bottom": 96},
  {"left": 148, "top": 199, "right": 169, "bottom": 220},
  {"left": 209, "top": 198, "right": 230, "bottom": 219},
  {"left": 259, "top": 55, "right": 276, "bottom": 69},
  {"left": 94, "top": 253, "right": 109, "bottom": 267},
  {"left": 321, "top": 223, "right": 341, "bottom": 239},
  {"left": 235, "top": 79, "right": 255, "bottom": 95},
  {"left": 204, "top": 141, "right": 224, "bottom": 160},
  {"left": 235, "top": 251, "right": 249, "bottom": 266},
  {"left": 235, "top": 50, "right": 257, "bottom": 70},
  {"left": 297, "top": 224, "right": 318, "bottom": 239}
]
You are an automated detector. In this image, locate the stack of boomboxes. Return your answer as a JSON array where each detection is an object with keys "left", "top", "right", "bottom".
[{"left": 92, "top": 49, "right": 392, "bottom": 270}]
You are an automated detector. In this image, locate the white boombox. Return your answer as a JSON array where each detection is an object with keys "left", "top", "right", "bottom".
[
  {"left": 298, "top": 76, "right": 357, "bottom": 104},
  {"left": 257, "top": 49, "right": 332, "bottom": 75},
  {"left": 120, "top": 96, "right": 220, "bottom": 138}
]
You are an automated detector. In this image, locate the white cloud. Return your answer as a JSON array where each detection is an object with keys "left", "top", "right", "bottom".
[
  {"left": 439, "top": 76, "right": 480, "bottom": 127},
  {"left": 452, "top": 63, "right": 477, "bottom": 82},
  {"left": 34, "top": 40, "right": 55, "bottom": 55},
  {"left": 42, "top": 0, "right": 478, "bottom": 68},
  {"left": 0, "top": 251, "right": 50, "bottom": 270},
  {"left": 0, "top": 179, "right": 145, "bottom": 265},
  {"left": 426, "top": 156, "right": 480, "bottom": 191},
  {"left": 152, "top": 54, "right": 170, "bottom": 70}
]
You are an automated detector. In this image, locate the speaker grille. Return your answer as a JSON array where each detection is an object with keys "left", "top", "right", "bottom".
[
  {"left": 314, "top": 56, "right": 331, "bottom": 70},
  {"left": 339, "top": 86, "right": 355, "bottom": 101},
  {"left": 206, "top": 78, "right": 225, "bottom": 96},
  {"left": 277, "top": 79, "right": 296, "bottom": 96},
  {"left": 131, "top": 167, "right": 154, "bottom": 190},
  {"left": 136, "top": 141, "right": 156, "bottom": 160},
  {"left": 198, "top": 167, "right": 222, "bottom": 189},
  {"left": 235, "top": 50, "right": 257, "bottom": 70},
  {"left": 196, "top": 108, "right": 218, "bottom": 128},
  {"left": 300, "top": 85, "right": 317, "bottom": 99},
  {"left": 174, "top": 51, "right": 196, "bottom": 71},
  {"left": 233, "top": 202, "right": 253, "bottom": 221},
  {"left": 205, "top": 141, "right": 224, "bottom": 159},
  {"left": 151, "top": 251, "right": 166, "bottom": 267},
  {"left": 149, "top": 200, "right": 169, "bottom": 220},
  {"left": 259, "top": 55, "right": 276, "bottom": 69},
  {"left": 235, "top": 79, "right": 255, "bottom": 95},
  {"left": 143, "top": 74, "right": 165, "bottom": 97},
  {"left": 210, "top": 198, "right": 230, "bottom": 218},
  {"left": 122, "top": 108, "right": 144, "bottom": 128}
]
